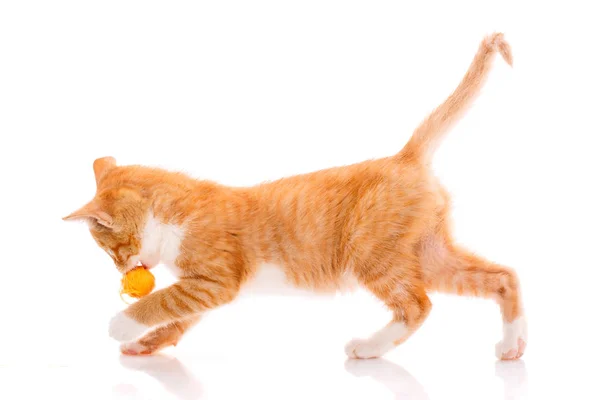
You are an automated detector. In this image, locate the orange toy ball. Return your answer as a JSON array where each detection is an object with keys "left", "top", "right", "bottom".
[{"left": 121, "top": 267, "right": 155, "bottom": 299}]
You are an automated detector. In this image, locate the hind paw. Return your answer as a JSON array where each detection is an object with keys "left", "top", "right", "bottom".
[
  {"left": 496, "top": 337, "right": 526, "bottom": 360},
  {"left": 496, "top": 316, "right": 527, "bottom": 360}
]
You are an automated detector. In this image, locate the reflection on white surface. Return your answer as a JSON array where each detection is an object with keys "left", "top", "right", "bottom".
[
  {"left": 343, "top": 358, "right": 528, "bottom": 400},
  {"left": 117, "top": 355, "right": 204, "bottom": 400},
  {"left": 105, "top": 355, "right": 530, "bottom": 400},
  {"left": 345, "top": 358, "right": 430, "bottom": 400},
  {"left": 495, "top": 360, "right": 528, "bottom": 400}
]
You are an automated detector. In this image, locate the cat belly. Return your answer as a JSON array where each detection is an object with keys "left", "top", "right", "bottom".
[{"left": 239, "top": 263, "right": 359, "bottom": 297}]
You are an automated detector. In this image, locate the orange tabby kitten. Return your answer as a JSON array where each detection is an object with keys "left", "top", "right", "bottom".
[{"left": 64, "top": 33, "right": 526, "bottom": 360}]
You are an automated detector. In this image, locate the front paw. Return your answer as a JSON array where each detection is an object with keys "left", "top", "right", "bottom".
[
  {"left": 108, "top": 312, "right": 148, "bottom": 342},
  {"left": 345, "top": 338, "right": 385, "bottom": 359}
]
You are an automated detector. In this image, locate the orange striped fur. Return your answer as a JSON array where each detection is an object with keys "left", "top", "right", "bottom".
[{"left": 64, "top": 33, "right": 526, "bottom": 360}]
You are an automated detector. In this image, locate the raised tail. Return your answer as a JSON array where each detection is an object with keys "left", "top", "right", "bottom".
[{"left": 398, "top": 33, "right": 513, "bottom": 163}]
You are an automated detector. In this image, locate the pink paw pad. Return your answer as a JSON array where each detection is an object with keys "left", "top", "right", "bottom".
[{"left": 500, "top": 338, "right": 526, "bottom": 360}]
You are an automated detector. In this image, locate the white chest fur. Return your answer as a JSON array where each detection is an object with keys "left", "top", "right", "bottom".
[
  {"left": 240, "top": 263, "right": 359, "bottom": 297},
  {"left": 240, "top": 264, "right": 309, "bottom": 296},
  {"left": 139, "top": 213, "right": 185, "bottom": 276}
]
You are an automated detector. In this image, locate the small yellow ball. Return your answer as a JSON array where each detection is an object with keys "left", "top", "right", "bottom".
[{"left": 121, "top": 267, "right": 155, "bottom": 298}]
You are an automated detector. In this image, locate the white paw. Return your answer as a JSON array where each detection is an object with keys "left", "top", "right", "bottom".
[
  {"left": 345, "top": 338, "right": 386, "bottom": 359},
  {"left": 120, "top": 341, "right": 151, "bottom": 356},
  {"left": 496, "top": 316, "right": 528, "bottom": 360},
  {"left": 109, "top": 312, "right": 148, "bottom": 342}
]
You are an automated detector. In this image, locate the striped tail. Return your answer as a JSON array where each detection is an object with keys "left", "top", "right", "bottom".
[{"left": 398, "top": 33, "right": 512, "bottom": 163}]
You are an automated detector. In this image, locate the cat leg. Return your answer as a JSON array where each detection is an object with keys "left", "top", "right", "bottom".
[
  {"left": 120, "top": 315, "right": 201, "bottom": 356},
  {"left": 109, "top": 276, "right": 238, "bottom": 342},
  {"left": 345, "top": 265, "right": 432, "bottom": 359},
  {"left": 423, "top": 239, "right": 527, "bottom": 360}
]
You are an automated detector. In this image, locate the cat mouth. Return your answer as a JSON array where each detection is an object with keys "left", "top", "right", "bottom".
[
  {"left": 138, "top": 260, "right": 157, "bottom": 270},
  {"left": 138, "top": 262, "right": 152, "bottom": 270},
  {"left": 121, "top": 257, "right": 148, "bottom": 274},
  {"left": 136, "top": 260, "right": 156, "bottom": 271}
]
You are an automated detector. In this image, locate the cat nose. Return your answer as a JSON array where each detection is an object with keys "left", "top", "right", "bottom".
[{"left": 115, "top": 262, "right": 129, "bottom": 274}]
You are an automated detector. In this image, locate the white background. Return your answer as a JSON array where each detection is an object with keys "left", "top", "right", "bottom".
[{"left": 1, "top": 1, "right": 599, "bottom": 399}]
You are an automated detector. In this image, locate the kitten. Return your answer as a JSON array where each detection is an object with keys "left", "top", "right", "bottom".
[{"left": 64, "top": 33, "right": 526, "bottom": 360}]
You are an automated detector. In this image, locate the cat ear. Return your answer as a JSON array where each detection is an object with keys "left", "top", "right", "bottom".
[
  {"left": 93, "top": 156, "right": 116, "bottom": 187},
  {"left": 62, "top": 202, "right": 114, "bottom": 229}
]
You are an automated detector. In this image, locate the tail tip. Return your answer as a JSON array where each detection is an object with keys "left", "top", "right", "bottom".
[{"left": 486, "top": 32, "right": 513, "bottom": 67}]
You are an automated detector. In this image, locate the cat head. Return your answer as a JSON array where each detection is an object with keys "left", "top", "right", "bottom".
[{"left": 63, "top": 157, "right": 149, "bottom": 273}]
